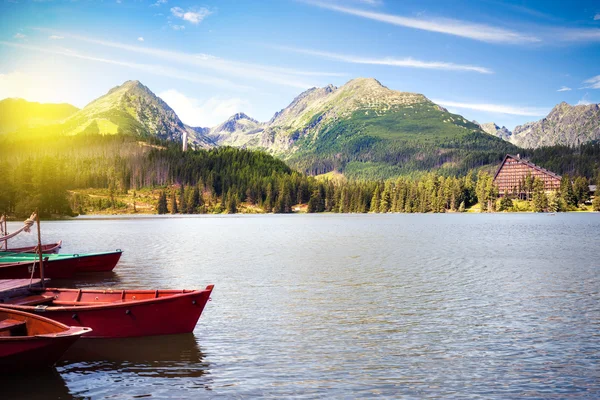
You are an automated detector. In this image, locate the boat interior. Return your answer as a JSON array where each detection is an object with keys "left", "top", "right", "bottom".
[
  {"left": 0, "top": 289, "right": 200, "bottom": 307},
  {"left": 0, "top": 309, "right": 64, "bottom": 337}
]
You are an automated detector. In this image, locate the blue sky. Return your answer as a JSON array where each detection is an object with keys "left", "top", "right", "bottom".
[{"left": 1, "top": 0, "right": 599, "bottom": 129}]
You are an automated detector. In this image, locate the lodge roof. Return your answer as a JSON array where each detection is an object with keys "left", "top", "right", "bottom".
[{"left": 493, "top": 154, "right": 562, "bottom": 182}]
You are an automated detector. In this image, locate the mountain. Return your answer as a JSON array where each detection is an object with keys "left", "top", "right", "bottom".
[
  {"left": 510, "top": 102, "right": 600, "bottom": 149},
  {"left": 207, "top": 112, "right": 263, "bottom": 144},
  {"left": 60, "top": 80, "right": 212, "bottom": 148},
  {"left": 0, "top": 98, "right": 78, "bottom": 134},
  {"left": 478, "top": 122, "right": 512, "bottom": 141},
  {"left": 209, "top": 78, "right": 516, "bottom": 178}
]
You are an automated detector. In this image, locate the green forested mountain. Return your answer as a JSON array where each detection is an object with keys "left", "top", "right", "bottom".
[
  {"left": 0, "top": 81, "right": 213, "bottom": 148},
  {"left": 0, "top": 98, "right": 79, "bottom": 134},
  {"left": 60, "top": 80, "right": 213, "bottom": 148},
  {"left": 209, "top": 78, "right": 519, "bottom": 179},
  {"left": 1, "top": 78, "right": 598, "bottom": 217}
]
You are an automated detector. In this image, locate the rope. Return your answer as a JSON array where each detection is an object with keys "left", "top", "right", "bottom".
[
  {"left": 29, "top": 256, "right": 38, "bottom": 287},
  {"left": 0, "top": 212, "right": 36, "bottom": 242}
]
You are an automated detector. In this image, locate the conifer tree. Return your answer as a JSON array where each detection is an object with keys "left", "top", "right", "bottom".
[
  {"left": 170, "top": 191, "right": 178, "bottom": 214},
  {"left": 157, "top": 191, "right": 168, "bottom": 214},
  {"left": 532, "top": 178, "right": 548, "bottom": 212},
  {"left": 370, "top": 186, "right": 381, "bottom": 213},
  {"left": 179, "top": 185, "right": 186, "bottom": 214}
]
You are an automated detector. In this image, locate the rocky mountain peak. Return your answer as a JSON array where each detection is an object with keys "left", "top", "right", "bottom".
[
  {"left": 510, "top": 101, "right": 600, "bottom": 148},
  {"left": 478, "top": 122, "right": 512, "bottom": 141},
  {"left": 229, "top": 112, "right": 257, "bottom": 123},
  {"left": 343, "top": 77, "right": 385, "bottom": 89}
]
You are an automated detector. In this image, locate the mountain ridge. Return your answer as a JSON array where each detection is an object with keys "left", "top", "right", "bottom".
[
  {"left": 0, "top": 98, "right": 79, "bottom": 134},
  {"left": 509, "top": 101, "right": 600, "bottom": 148}
]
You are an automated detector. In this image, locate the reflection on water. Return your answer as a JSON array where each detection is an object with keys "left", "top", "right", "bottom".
[
  {"left": 60, "top": 334, "right": 207, "bottom": 377},
  {"left": 4, "top": 369, "right": 74, "bottom": 400},
  {"left": 5, "top": 214, "right": 600, "bottom": 398},
  {"left": 57, "top": 335, "right": 211, "bottom": 397}
]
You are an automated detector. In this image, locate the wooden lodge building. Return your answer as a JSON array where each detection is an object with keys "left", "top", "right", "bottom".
[{"left": 493, "top": 154, "right": 561, "bottom": 197}]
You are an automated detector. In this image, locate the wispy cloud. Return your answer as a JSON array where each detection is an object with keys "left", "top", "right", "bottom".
[
  {"left": 557, "top": 86, "right": 571, "bottom": 92},
  {"left": 170, "top": 6, "right": 211, "bottom": 24},
  {"left": 433, "top": 99, "right": 549, "bottom": 116},
  {"left": 170, "top": 24, "right": 185, "bottom": 31},
  {"left": 137, "top": 37, "right": 144, "bottom": 42},
  {"left": 159, "top": 89, "right": 249, "bottom": 126},
  {"left": 558, "top": 28, "right": 600, "bottom": 42},
  {"left": 272, "top": 45, "right": 493, "bottom": 74},
  {"left": 35, "top": 30, "right": 344, "bottom": 89},
  {"left": 594, "top": 13, "right": 600, "bottom": 21},
  {"left": 152, "top": 0, "right": 167, "bottom": 6},
  {"left": 14, "top": 33, "right": 26, "bottom": 39},
  {"left": 0, "top": 41, "right": 247, "bottom": 91},
  {"left": 49, "top": 35, "right": 64, "bottom": 40},
  {"left": 582, "top": 75, "right": 600, "bottom": 89},
  {"left": 303, "top": 1, "right": 540, "bottom": 44}
]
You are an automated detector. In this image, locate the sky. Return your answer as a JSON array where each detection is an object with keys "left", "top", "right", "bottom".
[{"left": 1, "top": 0, "right": 599, "bottom": 130}]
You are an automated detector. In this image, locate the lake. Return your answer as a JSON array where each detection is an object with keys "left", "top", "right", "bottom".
[{"left": 4, "top": 213, "right": 600, "bottom": 398}]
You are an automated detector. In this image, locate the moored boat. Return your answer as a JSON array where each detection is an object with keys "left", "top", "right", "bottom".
[
  {"left": 0, "top": 307, "right": 91, "bottom": 372},
  {"left": 0, "top": 250, "right": 123, "bottom": 277},
  {"left": 73, "top": 250, "right": 123, "bottom": 273},
  {"left": 0, "top": 257, "right": 79, "bottom": 279},
  {"left": 0, "top": 241, "right": 63, "bottom": 254},
  {"left": 0, "top": 285, "right": 214, "bottom": 338}
]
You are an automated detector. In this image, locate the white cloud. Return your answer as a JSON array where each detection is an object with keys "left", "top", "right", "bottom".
[
  {"left": 137, "top": 37, "right": 144, "bottom": 42},
  {"left": 36, "top": 31, "right": 343, "bottom": 89},
  {"left": 577, "top": 99, "right": 591, "bottom": 106},
  {"left": 49, "top": 35, "right": 64, "bottom": 40},
  {"left": 0, "top": 41, "right": 246, "bottom": 91},
  {"left": 559, "top": 28, "right": 600, "bottom": 41},
  {"left": 594, "top": 13, "right": 600, "bottom": 21},
  {"left": 171, "top": 24, "right": 185, "bottom": 31},
  {"left": 170, "top": 6, "right": 211, "bottom": 24},
  {"left": 152, "top": 0, "right": 167, "bottom": 6},
  {"left": 433, "top": 99, "right": 549, "bottom": 116},
  {"left": 557, "top": 86, "right": 571, "bottom": 92},
  {"left": 582, "top": 75, "right": 600, "bottom": 89},
  {"left": 159, "top": 89, "right": 248, "bottom": 127},
  {"left": 303, "top": 1, "right": 540, "bottom": 44},
  {"left": 272, "top": 45, "right": 493, "bottom": 74},
  {"left": 14, "top": 33, "right": 26, "bottom": 39},
  {"left": 353, "top": 0, "right": 382, "bottom": 5}
]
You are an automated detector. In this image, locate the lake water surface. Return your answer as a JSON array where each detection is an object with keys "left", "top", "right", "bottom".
[{"left": 4, "top": 213, "right": 600, "bottom": 398}]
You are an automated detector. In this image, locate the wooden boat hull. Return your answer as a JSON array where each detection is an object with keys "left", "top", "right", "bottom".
[
  {"left": 0, "top": 250, "right": 122, "bottom": 278},
  {"left": 0, "top": 308, "right": 91, "bottom": 372},
  {"left": 0, "top": 257, "right": 79, "bottom": 279},
  {"left": 75, "top": 250, "right": 122, "bottom": 273},
  {"left": 0, "top": 241, "right": 63, "bottom": 254},
  {"left": 2, "top": 285, "right": 214, "bottom": 338}
]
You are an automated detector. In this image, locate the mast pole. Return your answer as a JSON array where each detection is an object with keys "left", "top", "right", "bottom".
[
  {"left": 4, "top": 215, "right": 8, "bottom": 250},
  {"left": 35, "top": 209, "right": 45, "bottom": 288}
]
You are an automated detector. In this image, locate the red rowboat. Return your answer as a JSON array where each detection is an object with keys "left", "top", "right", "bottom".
[
  {"left": 0, "top": 257, "right": 79, "bottom": 279},
  {"left": 0, "top": 250, "right": 123, "bottom": 279},
  {"left": 1, "top": 285, "right": 214, "bottom": 338},
  {"left": 0, "top": 307, "right": 91, "bottom": 372},
  {"left": 75, "top": 250, "right": 122, "bottom": 273},
  {"left": 0, "top": 241, "right": 63, "bottom": 254}
]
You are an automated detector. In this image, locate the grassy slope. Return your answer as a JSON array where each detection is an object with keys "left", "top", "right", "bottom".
[{"left": 287, "top": 103, "right": 518, "bottom": 179}]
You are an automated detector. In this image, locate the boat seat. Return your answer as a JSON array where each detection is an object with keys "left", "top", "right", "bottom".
[
  {"left": 51, "top": 300, "right": 124, "bottom": 306},
  {"left": 5, "top": 295, "right": 55, "bottom": 306},
  {"left": 0, "top": 318, "right": 26, "bottom": 333}
]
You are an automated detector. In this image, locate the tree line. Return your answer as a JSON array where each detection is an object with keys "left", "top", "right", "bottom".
[{"left": 1, "top": 133, "right": 598, "bottom": 217}]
